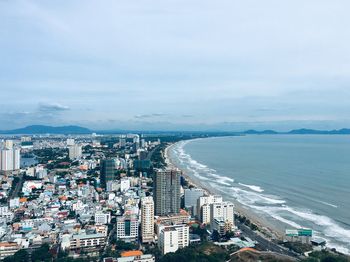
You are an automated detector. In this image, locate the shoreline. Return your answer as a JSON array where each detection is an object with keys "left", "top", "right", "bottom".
[{"left": 164, "top": 140, "right": 285, "bottom": 240}]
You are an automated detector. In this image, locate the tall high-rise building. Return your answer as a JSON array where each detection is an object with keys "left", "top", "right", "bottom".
[
  {"left": 0, "top": 148, "right": 20, "bottom": 172},
  {"left": 68, "top": 144, "right": 82, "bottom": 160},
  {"left": 100, "top": 159, "right": 115, "bottom": 188},
  {"left": 154, "top": 169, "right": 181, "bottom": 215},
  {"left": 141, "top": 197, "right": 154, "bottom": 243}
]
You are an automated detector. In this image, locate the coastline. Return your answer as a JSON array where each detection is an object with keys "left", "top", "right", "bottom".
[{"left": 164, "top": 139, "right": 285, "bottom": 240}]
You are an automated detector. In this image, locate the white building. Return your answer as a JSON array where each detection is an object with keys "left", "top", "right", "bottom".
[
  {"left": 68, "top": 144, "right": 82, "bottom": 160},
  {"left": 158, "top": 224, "right": 189, "bottom": 255},
  {"left": 197, "top": 195, "right": 223, "bottom": 224},
  {"left": 120, "top": 178, "right": 131, "bottom": 192},
  {"left": 61, "top": 233, "right": 106, "bottom": 251},
  {"left": 201, "top": 204, "right": 211, "bottom": 224},
  {"left": 210, "top": 201, "right": 235, "bottom": 230},
  {"left": 66, "top": 138, "right": 75, "bottom": 146},
  {"left": 141, "top": 197, "right": 154, "bottom": 243},
  {"left": 22, "top": 180, "right": 43, "bottom": 194},
  {"left": 95, "top": 212, "right": 111, "bottom": 225},
  {"left": 4, "top": 140, "right": 13, "bottom": 149},
  {"left": 0, "top": 206, "right": 8, "bottom": 216},
  {"left": 0, "top": 148, "right": 20, "bottom": 172}
]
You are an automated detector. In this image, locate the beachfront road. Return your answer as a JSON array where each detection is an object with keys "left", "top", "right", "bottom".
[{"left": 236, "top": 221, "right": 299, "bottom": 259}]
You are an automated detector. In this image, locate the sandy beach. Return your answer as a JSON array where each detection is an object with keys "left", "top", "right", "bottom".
[{"left": 164, "top": 141, "right": 285, "bottom": 240}]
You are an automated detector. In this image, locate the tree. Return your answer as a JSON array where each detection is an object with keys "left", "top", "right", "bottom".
[
  {"left": 31, "top": 243, "right": 53, "bottom": 262},
  {"left": 3, "top": 249, "right": 29, "bottom": 262},
  {"left": 211, "top": 230, "right": 220, "bottom": 242}
]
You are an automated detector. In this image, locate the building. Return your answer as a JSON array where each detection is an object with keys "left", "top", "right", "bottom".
[
  {"left": 200, "top": 204, "right": 211, "bottom": 225},
  {"left": 0, "top": 147, "right": 20, "bottom": 172},
  {"left": 0, "top": 242, "right": 20, "bottom": 260},
  {"left": 154, "top": 169, "right": 181, "bottom": 216},
  {"left": 197, "top": 195, "right": 223, "bottom": 224},
  {"left": 66, "top": 138, "right": 75, "bottom": 146},
  {"left": 101, "top": 159, "right": 115, "bottom": 188},
  {"left": 155, "top": 211, "right": 191, "bottom": 234},
  {"left": 104, "top": 254, "right": 155, "bottom": 262},
  {"left": 141, "top": 197, "right": 154, "bottom": 243},
  {"left": 95, "top": 212, "right": 111, "bottom": 225},
  {"left": 158, "top": 224, "right": 189, "bottom": 255},
  {"left": 210, "top": 201, "right": 234, "bottom": 231},
  {"left": 116, "top": 215, "right": 139, "bottom": 242},
  {"left": 4, "top": 140, "right": 13, "bottom": 149},
  {"left": 184, "top": 188, "right": 204, "bottom": 217},
  {"left": 62, "top": 233, "right": 106, "bottom": 251},
  {"left": 68, "top": 144, "right": 82, "bottom": 160},
  {"left": 120, "top": 178, "right": 131, "bottom": 192},
  {"left": 212, "top": 218, "right": 233, "bottom": 236}
]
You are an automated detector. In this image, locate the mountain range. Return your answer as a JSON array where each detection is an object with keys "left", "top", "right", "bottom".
[
  {"left": 0, "top": 125, "right": 91, "bottom": 134},
  {"left": 0, "top": 125, "right": 350, "bottom": 135}
]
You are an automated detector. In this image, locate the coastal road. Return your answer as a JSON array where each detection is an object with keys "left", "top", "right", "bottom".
[{"left": 237, "top": 222, "right": 299, "bottom": 259}]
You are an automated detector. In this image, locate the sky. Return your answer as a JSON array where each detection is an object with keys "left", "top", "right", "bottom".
[{"left": 1, "top": 0, "right": 350, "bottom": 131}]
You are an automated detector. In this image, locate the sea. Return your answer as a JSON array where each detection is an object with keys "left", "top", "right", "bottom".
[{"left": 167, "top": 135, "right": 350, "bottom": 255}]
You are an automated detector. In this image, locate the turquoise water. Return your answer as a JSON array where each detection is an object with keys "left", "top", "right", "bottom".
[{"left": 168, "top": 135, "right": 350, "bottom": 254}]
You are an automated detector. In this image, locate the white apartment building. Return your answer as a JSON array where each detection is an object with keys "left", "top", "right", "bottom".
[
  {"left": 68, "top": 144, "right": 82, "bottom": 160},
  {"left": 141, "top": 197, "right": 154, "bottom": 243},
  {"left": 197, "top": 195, "right": 223, "bottom": 224},
  {"left": 201, "top": 204, "right": 211, "bottom": 224},
  {"left": 210, "top": 201, "right": 235, "bottom": 230},
  {"left": 95, "top": 212, "right": 111, "bottom": 225},
  {"left": 0, "top": 148, "right": 20, "bottom": 172},
  {"left": 158, "top": 224, "right": 189, "bottom": 255}
]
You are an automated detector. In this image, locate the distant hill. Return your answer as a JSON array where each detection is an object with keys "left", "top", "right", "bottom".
[
  {"left": 287, "top": 128, "right": 350, "bottom": 135},
  {"left": 0, "top": 125, "right": 91, "bottom": 134},
  {"left": 243, "top": 129, "right": 279, "bottom": 135}
]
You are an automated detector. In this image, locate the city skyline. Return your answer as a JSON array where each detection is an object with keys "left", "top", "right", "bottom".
[{"left": 1, "top": 0, "right": 350, "bottom": 131}]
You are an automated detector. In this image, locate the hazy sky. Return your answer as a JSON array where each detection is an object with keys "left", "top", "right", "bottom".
[{"left": 1, "top": 0, "right": 350, "bottom": 131}]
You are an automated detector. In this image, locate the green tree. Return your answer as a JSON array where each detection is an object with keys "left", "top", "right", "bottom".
[
  {"left": 31, "top": 243, "right": 53, "bottom": 262},
  {"left": 3, "top": 249, "right": 29, "bottom": 262}
]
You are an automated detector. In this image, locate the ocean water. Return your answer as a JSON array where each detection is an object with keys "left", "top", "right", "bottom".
[{"left": 168, "top": 135, "right": 350, "bottom": 255}]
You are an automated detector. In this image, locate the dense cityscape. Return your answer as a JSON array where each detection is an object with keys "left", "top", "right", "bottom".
[{"left": 0, "top": 132, "right": 347, "bottom": 262}]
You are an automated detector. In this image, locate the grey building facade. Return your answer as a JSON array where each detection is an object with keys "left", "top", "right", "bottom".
[{"left": 154, "top": 169, "right": 181, "bottom": 215}]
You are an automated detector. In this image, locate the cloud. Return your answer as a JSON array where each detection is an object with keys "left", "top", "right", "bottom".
[
  {"left": 38, "top": 103, "right": 70, "bottom": 112},
  {"left": 134, "top": 113, "right": 167, "bottom": 119}
]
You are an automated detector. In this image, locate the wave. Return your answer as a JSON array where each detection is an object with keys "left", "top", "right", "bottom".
[
  {"left": 251, "top": 205, "right": 350, "bottom": 254},
  {"left": 238, "top": 183, "right": 264, "bottom": 192},
  {"left": 317, "top": 200, "right": 338, "bottom": 208}
]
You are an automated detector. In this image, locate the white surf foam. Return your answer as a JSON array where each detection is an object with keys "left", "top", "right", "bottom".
[
  {"left": 251, "top": 204, "right": 350, "bottom": 254},
  {"left": 230, "top": 187, "right": 286, "bottom": 205},
  {"left": 239, "top": 183, "right": 264, "bottom": 192},
  {"left": 317, "top": 200, "right": 338, "bottom": 208}
]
